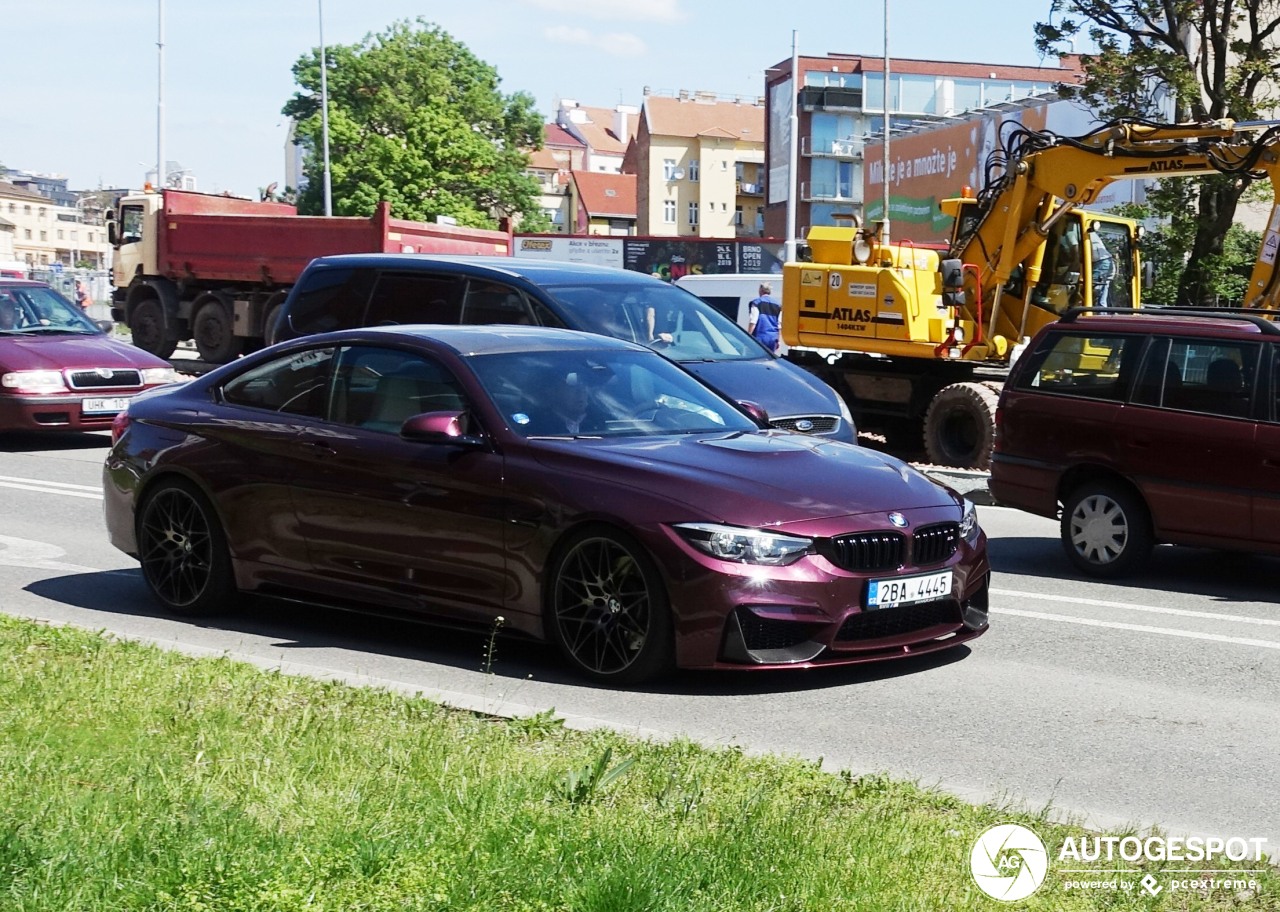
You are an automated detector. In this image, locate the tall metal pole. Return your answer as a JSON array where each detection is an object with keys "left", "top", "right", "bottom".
[
  {"left": 880, "top": 0, "right": 891, "bottom": 248},
  {"left": 319, "top": 0, "right": 333, "bottom": 216},
  {"left": 157, "top": 0, "right": 165, "bottom": 190},
  {"left": 785, "top": 29, "right": 799, "bottom": 261}
]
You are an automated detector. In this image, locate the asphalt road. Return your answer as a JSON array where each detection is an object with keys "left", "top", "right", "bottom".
[{"left": 1, "top": 430, "right": 1276, "bottom": 852}]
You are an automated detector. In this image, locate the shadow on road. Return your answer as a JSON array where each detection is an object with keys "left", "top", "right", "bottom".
[
  {"left": 991, "top": 535, "right": 1280, "bottom": 606},
  {"left": 0, "top": 430, "right": 112, "bottom": 453},
  {"left": 24, "top": 568, "right": 980, "bottom": 700}
]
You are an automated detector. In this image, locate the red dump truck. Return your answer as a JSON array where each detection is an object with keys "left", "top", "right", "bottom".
[{"left": 107, "top": 188, "right": 512, "bottom": 362}]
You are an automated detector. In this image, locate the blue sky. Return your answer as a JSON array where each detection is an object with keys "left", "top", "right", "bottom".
[{"left": 7, "top": 1, "right": 1068, "bottom": 197}]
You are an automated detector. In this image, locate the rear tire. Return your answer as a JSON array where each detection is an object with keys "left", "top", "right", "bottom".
[
  {"left": 923, "top": 381, "right": 999, "bottom": 469},
  {"left": 137, "top": 480, "right": 236, "bottom": 616},
  {"left": 1060, "top": 481, "right": 1153, "bottom": 578},
  {"left": 546, "top": 527, "right": 674, "bottom": 685},
  {"left": 193, "top": 300, "right": 243, "bottom": 363}
]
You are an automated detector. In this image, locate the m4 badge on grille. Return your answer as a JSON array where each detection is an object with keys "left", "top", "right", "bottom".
[{"left": 888, "top": 512, "right": 908, "bottom": 528}]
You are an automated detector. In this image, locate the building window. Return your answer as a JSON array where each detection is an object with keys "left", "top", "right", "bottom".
[
  {"left": 689, "top": 159, "right": 699, "bottom": 181},
  {"left": 735, "top": 206, "right": 743, "bottom": 227},
  {"left": 23, "top": 229, "right": 31, "bottom": 239},
  {"left": 70, "top": 231, "right": 78, "bottom": 242},
  {"left": 663, "top": 159, "right": 677, "bottom": 180},
  {"left": 663, "top": 199, "right": 676, "bottom": 223},
  {"left": 688, "top": 202, "right": 698, "bottom": 226},
  {"left": 40, "top": 231, "right": 47, "bottom": 241},
  {"left": 38, "top": 207, "right": 47, "bottom": 219},
  {"left": 24, "top": 205, "right": 31, "bottom": 215},
  {"left": 57, "top": 230, "right": 64, "bottom": 240}
]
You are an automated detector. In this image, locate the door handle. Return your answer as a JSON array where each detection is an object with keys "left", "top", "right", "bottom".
[{"left": 298, "top": 438, "right": 337, "bottom": 458}]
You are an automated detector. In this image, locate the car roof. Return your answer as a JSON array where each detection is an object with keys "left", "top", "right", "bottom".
[
  {"left": 1060, "top": 310, "right": 1280, "bottom": 338},
  {"left": 0, "top": 279, "right": 54, "bottom": 290},
  {"left": 302, "top": 253, "right": 669, "bottom": 286},
  {"left": 321, "top": 323, "right": 643, "bottom": 356}
]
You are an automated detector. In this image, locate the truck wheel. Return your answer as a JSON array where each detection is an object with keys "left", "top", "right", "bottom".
[
  {"left": 193, "top": 300, "right": 243, "bottom": 363},
  {"left": 127, "top": 299, "right": 178, "bottom": 359},
  {"left": 923, "top": 381, "right": 999, "bottom": 469}
]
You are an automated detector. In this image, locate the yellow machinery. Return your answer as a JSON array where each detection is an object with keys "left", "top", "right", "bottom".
[{"left": 782, "top": 118, "right": 1280, "bottom": 467}]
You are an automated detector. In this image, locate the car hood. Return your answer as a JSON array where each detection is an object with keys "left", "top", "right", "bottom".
[
  {"left": 676, "top": 357, "right": 840, "bottom": 418},
  {"left": 531, "top": 431, "right": 958, "bottom": 528},
  {"left": 0, "top": 334, "right": 170, "bottom": 371}
]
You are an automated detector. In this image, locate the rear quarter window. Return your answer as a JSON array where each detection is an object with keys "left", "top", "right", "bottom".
[{"left": 287, "top": 268, "right": 375, "bottom": 335}]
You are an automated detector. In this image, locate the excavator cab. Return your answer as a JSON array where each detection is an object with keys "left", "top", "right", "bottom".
[{"left": 1030, "top": 213, "right": 1137, "bottom": 315}]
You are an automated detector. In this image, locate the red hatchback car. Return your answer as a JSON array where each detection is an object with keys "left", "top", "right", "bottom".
[
  {"left": 0, "top": 280, "right": 177, "bottom": 432},
  {"left": 103, "top": 325, "right": 989, "bottom": 684},
  {"left": 991, "top": 307, "right": 1280, "bottom": 577}
]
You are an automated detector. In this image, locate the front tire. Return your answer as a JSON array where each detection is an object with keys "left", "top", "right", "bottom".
[
  {"left": 137, "top": 480, "right": 236, "bottom": 616},
  {"left": 923, "top": 381, "right": 999, "bottom": 469},
  {"left": 128, "top": 299, "right": 178, "bottom": 359},
  {"left": 546, "top": 527, "right": 674, "bottom": 685},
  {"left": 1061, "top": 481, "right": 1153, "bottom": 578}
]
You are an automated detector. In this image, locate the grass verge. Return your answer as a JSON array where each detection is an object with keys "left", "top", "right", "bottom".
[{"left": 0, "top": 614, "right": 1273, "bottom": 910}]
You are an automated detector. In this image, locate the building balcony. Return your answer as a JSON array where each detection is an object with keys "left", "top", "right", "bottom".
[
  {"left": 736, "top": 181, "right": 763, "bottom": 195},
  {"left": 798, "top": 85, "right": 864, "bottom": 111},
  {"left": 800, "top": 136, "right": 865, "bottom": 159},
  {"left": 800, "top": 181, "right": 860, "bottom": 203}
]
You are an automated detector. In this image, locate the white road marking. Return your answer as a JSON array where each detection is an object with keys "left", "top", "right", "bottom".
[
  {"left": 992, "top": 587, "right": 1280, "bottom": 628},
  {"left": 992, "top": 608, "right": 1280, "bottom": 650},
  {"left": 0, "top": 475, "right": 102, "bottom": 500}
]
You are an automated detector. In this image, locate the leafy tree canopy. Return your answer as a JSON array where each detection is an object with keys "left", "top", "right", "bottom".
[
  {"left": 284, "top": 18, "right": 550, "bottom": 231},
  {"left": 1035, "top": 1, "right": 1280, "bottom": 305}
]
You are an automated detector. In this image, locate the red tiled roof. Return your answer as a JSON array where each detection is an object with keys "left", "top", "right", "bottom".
[
  {"left": 565, "top": 105, "right": 635, "bottom": 156},
  {"left": 544, "top": 123, "right": 585, "bottom": 148},
  {"left": 642, "top": 95, "right": 765, "bottom": 142},
  {"left": 572, "top": 171, "right": 636, "bottom": 218}
]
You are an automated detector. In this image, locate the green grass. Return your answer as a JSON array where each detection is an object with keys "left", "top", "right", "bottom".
[{"left": 0, "top": 614, "right": 1273, "bottom": 911}]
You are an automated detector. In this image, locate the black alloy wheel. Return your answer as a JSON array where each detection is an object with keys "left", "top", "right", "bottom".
[
  {"left": 547, "top": 528, "right": 673, "bottom": 685},
  {"left": 137, "top": 480, "right": 236, "bottom": 616}
]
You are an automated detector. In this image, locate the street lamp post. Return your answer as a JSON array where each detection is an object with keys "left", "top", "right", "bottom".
[
  {"left": 157, "top": 0, "right": 165, "bottom": 190},
  {"left": 319, "top": 0, "right": 333, "bottom": 216}
]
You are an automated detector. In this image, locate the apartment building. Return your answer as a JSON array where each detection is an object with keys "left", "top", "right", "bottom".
[
  {"left": 555, "top": 101, "right": 638, "bottom": 173},
  {"left": 762, "top": 53, "right": 1084, "bottom": 240},
  {"left": 628, "top": 90, "right": 767, "bottom": 239},
  {"left": 0, "top": 180, "right": 112, "bottom": 270},
  {"left": 526, "top": 124, "right": 587, "bottom": 233}
]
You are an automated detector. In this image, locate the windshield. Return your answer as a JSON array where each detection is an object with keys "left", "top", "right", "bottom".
[
  {"left": 0, "top": 285, "right": 102, "bottom": 335},
  {"left": 542, "top": 281, "right": 767, "bottom": 362},
  {"left": 467, "top": 348, "right": 760, "bottom": 439}
]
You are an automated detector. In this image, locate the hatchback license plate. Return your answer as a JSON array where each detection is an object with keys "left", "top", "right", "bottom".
[
  {"left": 867, "top": 570, "right": 952, "bottom": 609},
  {"left": 82, "top": 397, "right": 130, "bottom": 415}
]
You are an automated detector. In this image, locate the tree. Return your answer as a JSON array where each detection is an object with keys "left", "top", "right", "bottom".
[
  {"left": 284, "top": 18, "right": 551, "bottom": 231},
  {"left": 1035, "top": 1, "right": 1280, "bottom": 305}
]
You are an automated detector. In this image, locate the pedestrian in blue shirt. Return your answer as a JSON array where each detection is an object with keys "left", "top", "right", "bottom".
[{"left": 748, "top": 282, "right": 782, "bottom": 353}]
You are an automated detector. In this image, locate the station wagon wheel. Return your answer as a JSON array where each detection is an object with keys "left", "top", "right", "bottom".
[
  {"left": 1060, "top": 481, "right": 1153, "bottom": 578},
  {"left": 137, "top": 480, "right": 236, "bottom": 616},
  {"left": 547, "top": 528, "right": 673, "bottom": 685}
]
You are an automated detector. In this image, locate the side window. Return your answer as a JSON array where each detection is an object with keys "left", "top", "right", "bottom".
[
  {"left": 287, "top": 267, "right": 376, "bottom": 335},
  {"left": 460, "top": 280, "right": 536, "bottom": 325},
  {"left": 329, "top": 346, "right": 466, "bottom": 433},
  {"left": 119, "top": 205, "right": 145, "bottom": 245},
  {"left": 1014, "top": 332, "right": 1132, "bottom": 401},
  {"left": 365, "top": 272, "right": 463, "bottom": 326},
  {"left": 1157, "top": 340, "right": 1258, "bottom": 418},
  {"left": 221, "top": 347, "right": 335, "bottom": 417}
]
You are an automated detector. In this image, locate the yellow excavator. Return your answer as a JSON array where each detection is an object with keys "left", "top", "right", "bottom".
[{"left": 781, "top": 118, "right": 1280, "bottom": 467}]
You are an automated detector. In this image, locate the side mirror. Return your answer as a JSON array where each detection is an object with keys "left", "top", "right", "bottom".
[
  {"left": 737, "top": 399, "right": 770, "bottom": 426},
  {"left": 400, "top": 410, "right": 485, "bottom": 447},
  {"left": 96, "top": 319, "right": 116, "bottom": 334},
  {"left": 939, "top": 257, "right": 965, "bottom": 308},
  {"left": 105, "top": 211, "right": 118, "bottom": 246}
]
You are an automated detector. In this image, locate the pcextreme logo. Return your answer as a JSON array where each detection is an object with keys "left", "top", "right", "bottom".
[{"left": 970, "top": 824, "right": 1049, "bottom": 901}]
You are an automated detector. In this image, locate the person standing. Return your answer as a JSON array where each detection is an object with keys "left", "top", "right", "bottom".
[
  {"left": 747, "top": 282, "right": 782, "bottom": 354},
  {"left": 74, "top": 280, "right": 91, "bottom": 312}
]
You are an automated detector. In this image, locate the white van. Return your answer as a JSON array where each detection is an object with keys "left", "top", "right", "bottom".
[{"left": 673, "top": 274, "right": 776, "bottom": 328}]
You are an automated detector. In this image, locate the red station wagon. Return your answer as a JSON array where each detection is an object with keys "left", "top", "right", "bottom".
[
  {"left": 0, "top": 280, "right": 177, "bottom": 433},
  {"left": 990, "top": 307, "right": 1280, "bottom": 577}
]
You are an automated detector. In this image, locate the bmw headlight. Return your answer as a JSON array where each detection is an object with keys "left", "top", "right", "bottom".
[
  {"left": 675, "top": 522, "right": 812, "bottom": 566},
  {"left": 959, "top": 498, "right": 981, "bottom": 543}
]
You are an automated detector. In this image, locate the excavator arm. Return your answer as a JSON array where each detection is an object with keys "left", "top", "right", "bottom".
[{"left": 948, "top": 118, "right": 1280, "bottom": 345}]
